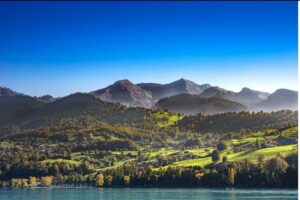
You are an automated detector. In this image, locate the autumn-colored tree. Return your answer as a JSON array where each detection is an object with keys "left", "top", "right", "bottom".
[
  {"left": 41, "top": 176, "right": 52, "bottom": 187},
  {"left": 29, "top": 176, "right": 37, "bottom": 187},
  {"left": 21, "top": 179, "right": 28, "bottom": 187},
  {"left": 96, "top": 174, "right": 104, "bottom": 187},
  {"left": 268, "top": 154, "right": 289, "bottom": 174},
  {"left": 10, "top": 178, "right": 18, "bottom": 188},
  {"left": 228, "top": 164, "right": 235, "bottom": 186},
  {"left": 195, "top": 172, "right": 204, "bottom": 180},
  {"left": 55, "top": 173, "right": 64, "bottom": 184},
  {"left": 123, "top": 175, "right": 130, "bottom": 186},
  {"left": 17, "top": 179, "right": 22, "bottom": 187}
]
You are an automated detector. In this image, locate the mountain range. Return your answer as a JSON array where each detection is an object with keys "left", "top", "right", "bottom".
[
  {"left": 156, "top": 93, "right": 248, "bottom": 115},
  {"left": 138, "top": 78, "right": 211, "bottom": 101},
  {"left": 0, "top": 78, "right": 298, "bottom": 115},
  {"left": 91, "top": 79, "right": 153, "bottom": 108}
]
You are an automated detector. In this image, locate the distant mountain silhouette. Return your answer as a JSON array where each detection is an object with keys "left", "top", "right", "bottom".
[
  {"left": 254, "top": 89, "right": 298, "bottom": 111},
  {"left": 0, "top": 79, "right": 297, "bottom": 114},
  {"left": 156, "top": 93, "right": 248, "bottom": 115},
  {"left": 138, "top": 78, "right": 211, "bottom": 100},
  {"left": 200, "top": 86, "right": 235, "bottom": 99},
  {"left": 35, "top": 95, "right": 57, "bottom": 103},
  {"left": 90, "top": 79, "right": 153, "bottom": 108},
  {"left": 200, "top": 87, "right": 270, "bottom": 107},
  {"left": 0, "top": 87, "right": 21, "bottom": 97}
]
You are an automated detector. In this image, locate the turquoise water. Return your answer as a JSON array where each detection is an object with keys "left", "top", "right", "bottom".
[{"left": 0, "top": 188, "right": 297, "bottom": 200}]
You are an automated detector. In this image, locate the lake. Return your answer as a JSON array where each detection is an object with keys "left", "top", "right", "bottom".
[{"left": 0, "top": 188, "right": 297, "bottom": 200}]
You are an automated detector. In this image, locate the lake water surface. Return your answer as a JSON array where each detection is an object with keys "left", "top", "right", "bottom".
[{"left": 0, "top": 188, "right": 297, "bottom": 200}]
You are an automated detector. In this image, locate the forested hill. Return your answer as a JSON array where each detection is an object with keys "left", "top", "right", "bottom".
[
  {"left": 156, "top": 93, "right": 247, "bottom": 115},
  {"left": 0, "top": 93, "right": 154, "bottom": 133},
  {"left": 178, "top": 110, "right": 298, "bottom": 133},
  {"left": 0, "top": 92, "right": 297, "bottom": 138},
  {"left": 179, "top": 110, "right": 298, "bottom": 133}
]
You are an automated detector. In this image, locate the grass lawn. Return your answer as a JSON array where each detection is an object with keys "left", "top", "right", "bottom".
[
  {"left": 185, "top": 148, "right": 213, "bottom": 156},
  {"left": 164, "top": 144, "right": 297, "bottom": 168},
  {"left": 111, "top": 150, "right": 138, "bottom": 156},
  {"left": 281, "top": 126, "right": 298, "bottom": 137},
  {"left": 229, "top": 137, "right": 265, "bottom": 146},
  {"left": 154, "top": 111, "right": 183, "bottom": 127},
  {"left": 227, "top": 144, "right": 297, "bottom": 163},
  {"left": 171, "top": 156, "right": 212, "bottom": 167},
  {"left": 0, "top": 141, "right": 16, "bottom": 147},
  {"left": 41, "top": 158, "right": 81, "bottom": 165}
]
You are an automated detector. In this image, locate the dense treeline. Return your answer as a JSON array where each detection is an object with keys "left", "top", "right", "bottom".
[
  {"left": 179, "top": 110, "right": 297, "bottom": 133},
  {"left": 96, "top": 153, "right": 297, "bottom": 188},
  {"left": 0, "top": 153, "right": 297, "bottom": 188}
]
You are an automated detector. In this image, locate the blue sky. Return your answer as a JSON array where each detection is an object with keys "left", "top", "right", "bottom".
[{"left": 0, "top": 1, "right": 297, "bottom": 97}]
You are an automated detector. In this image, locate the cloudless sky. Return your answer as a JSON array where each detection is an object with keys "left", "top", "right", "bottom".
[{"left": 0, "top": 1, "right": 297, "bottom": 97}]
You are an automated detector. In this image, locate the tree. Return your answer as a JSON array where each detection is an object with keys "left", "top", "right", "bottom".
[
  {"left": 217, "top": 142, "right": 227, "bottom": 151},
  {"left": 123, "top": 175, "right": 130, "bottom": 186},
  {"left": 105, "top": 175, "right": 113, "bottom": 186},
  {"left": 17, "top": 179, "right": 22, "bottom": 187},
  {"left": 29, "top": 176, "right": 37, "bottom": 187},
  {"left": 258, "top": 154, "right": 266, "bottom": 171},
  {"left": 255, "top": 138, "right": 261, "bottom": 149},
  {"left": 96, "top": 174, "right": 104, "bottom": 187},
  {"left": 228, "top": 164, "right": 235, "bottom": 186},
  {"left": 80, "top": 161, "right": 92, "bottom": 174},
  {"left": 62, "top": 163, "right": 71, "bottom": 173},
  {"left": 211, "top": 150, "right": 220, "bottom": 162},
  {"left": 266, "top": 154, "right": 289, "bottom": 185},
  {"left": 268, "top": 154, "right": 289, "bottom": 174},
  {"left": 243, "top": 158, "right": 252, "bottom": 172},
  {"left": 11, "top": 178, "right": 19, "bottom": 188},
  {"left": 41, "top": 176, "right": 52, "bottom": 187},
  {"left": 184, "top": 139, "right": 202, "bottom": 148},
  {"left": 53, "top": 163, "right": 60, "bottom": 175},
  {"left": 222, "top": 156, "right": 228, "bottom": 163},
  {"left": 21, "top": 179, "right": 28, "bottom": 187},
  {"left": 55, "top": 173, "right": 64, "bottom": 184}
]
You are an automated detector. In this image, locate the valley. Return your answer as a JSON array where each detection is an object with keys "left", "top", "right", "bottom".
[{"left": 0, "top": 80, "right": 298, "bottom": 188}]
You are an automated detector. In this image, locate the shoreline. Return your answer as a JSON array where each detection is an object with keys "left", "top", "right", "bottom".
[{"left": 0, "top": 186, "right": 298, "bottom": 190}]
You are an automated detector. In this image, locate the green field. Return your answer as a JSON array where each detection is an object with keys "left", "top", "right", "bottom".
[
  {"left": 41, "top": 143, "right": 297, "bottom": 170},
  {"left": 41, "top": 158, "right": 81, "bottom": 165},
  {"left": 37, "top": 126, "right": 298, "bottom": 172},
  {"left": 154, "top": 111, "right": 183, "bottom": 127},
  {"left": 168, "top": 144, "right": 297, "bottom": 167},
  {"left": 227, "top": 144, "right": 298, "bottom": 163},
  {"left": 171, "top": 156, "right": 212, "bottom": 167},
  {"left": 281, "top": 126, "right": 298, "bottom": 137}
]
